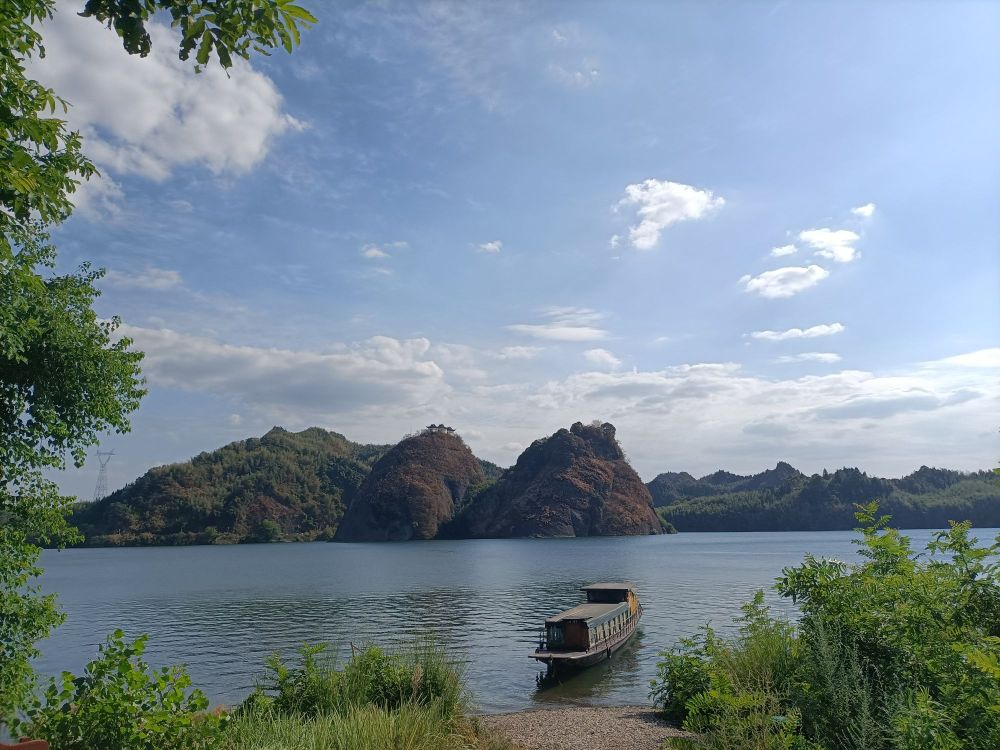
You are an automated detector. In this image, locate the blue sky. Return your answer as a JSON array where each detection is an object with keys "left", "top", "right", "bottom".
[{"left": 36, "top": 1, "right": 999, "bottom": 498}]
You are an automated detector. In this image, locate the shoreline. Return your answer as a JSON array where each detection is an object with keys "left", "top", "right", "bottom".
[{"left": 476, "top": 705, "right": 688, "bottom": 750}]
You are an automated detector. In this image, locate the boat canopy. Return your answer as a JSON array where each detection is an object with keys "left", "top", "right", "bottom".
[
  {"left": 580, "top": 582, "right": 634, "bottom": 592},
  {"left": 545, "top": 601, "right": 629, "bottom": 629}
]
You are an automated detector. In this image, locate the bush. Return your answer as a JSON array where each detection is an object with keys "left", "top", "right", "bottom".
[
  {"left": 651, "top": 503, "right": 1000, "bottom": 750},
  {"left": 247, "top": 640, "right": 465, "bottom": 720},
  {"left": 11, "top": 630, "right": 224, "bottom": 750}
]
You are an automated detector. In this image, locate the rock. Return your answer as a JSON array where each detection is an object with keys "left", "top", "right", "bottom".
[
  {"left": 334, "top": 429, "right": 486, "bottom": 541},
  {"left": 456, "top": 421, "right": 663, "bottom": 538}
]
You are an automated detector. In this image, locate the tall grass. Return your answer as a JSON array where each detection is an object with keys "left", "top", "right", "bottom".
[
  {"left": 224, "top": 703, "right": 470, "bottom": 750},
  {"left": 245, "top": 640, "right": 466, "bottom": 719},
  {"left": 222, "top": 640, "right": 510, "bottom": 750}
]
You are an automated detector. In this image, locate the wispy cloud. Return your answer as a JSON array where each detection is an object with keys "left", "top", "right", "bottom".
[
  {"left": 362, "top": 244, "right": 390, "bottom": 259},
  {"left": 104, "top": 266, "right": 184, "bottom": 290},
  {"left": 750, "top": 323, "right": 845, "bottom": 341},
  {"left": 583, "top": 348, "right": 621, "bottom": 369},
  {"left": 616, "top": 179, "right": 724, "bottom": 250},
  {"left": 851, "top": 202, "right": 876, "bottom": 218},
  {"left": 774, "top": 352, "right": 842, "bottom": 364},
  {"left": 507, "top": 307, "right": 608, "bottom": 341},
  {"left": 477, "top": 240, "right": 503, "bottom": 253},
  {"left": 740, "top": 265, "right": 830, "bottom": 298},
  {"left": 799, "top": 228, "right": 860, "bottom": 263},
  {"left": 495, "top": 346, "right": 543, "bottom": 360},
  {"left": 770, "top": 244, "right": 797, "bottom": 257}
]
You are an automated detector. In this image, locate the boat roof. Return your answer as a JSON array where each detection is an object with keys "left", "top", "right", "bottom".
[
  {"left": 581, "top": 582, "right": 635, "bottom": 591},
  {"left": 546, "top": 601, "right": 629, "bottom": 627}
]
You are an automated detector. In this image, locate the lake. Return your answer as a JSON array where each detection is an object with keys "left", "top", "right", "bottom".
[{"left": 37, "top": 528, "right": 995, "bottom": 714}]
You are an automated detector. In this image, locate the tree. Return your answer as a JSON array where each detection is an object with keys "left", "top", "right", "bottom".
[{"left": 1, "top": 0, "right": 315, "bottom": 724}]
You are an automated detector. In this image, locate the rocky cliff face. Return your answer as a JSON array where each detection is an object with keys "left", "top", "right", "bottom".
[
  {"left": 455, "top": 421, "right": 662, "bottom": 538},
  {"left": 334, "top": 429, "right": 486, "bottom": 541}
]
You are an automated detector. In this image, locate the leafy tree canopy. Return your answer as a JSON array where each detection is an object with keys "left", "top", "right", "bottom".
[{"left": 0, "top": 0, "right": 314, "bottom": 724}]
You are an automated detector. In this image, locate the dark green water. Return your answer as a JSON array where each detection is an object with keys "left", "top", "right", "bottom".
[{"left": 38, "top": 529, "right": 986, "bottom": 713}]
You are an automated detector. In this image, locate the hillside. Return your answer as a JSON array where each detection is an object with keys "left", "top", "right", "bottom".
[
  {"left": 653, "top": 465, "right": 1000, "bottom": 531},
  {"left": 334, "top": 427, "right": 487, "bottom": 541},
  {"left": 452, "top": 421, "right": 664, "bottom": 538},
  {"left": 71, "top": 427, "right": 392, "bottom": 545}
]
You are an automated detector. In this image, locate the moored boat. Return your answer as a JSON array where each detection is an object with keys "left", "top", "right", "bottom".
[{"left": 531, "top": 582, "right": 642, "bottom": 670}]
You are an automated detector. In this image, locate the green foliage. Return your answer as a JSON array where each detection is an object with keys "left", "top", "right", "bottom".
[
  {"left": 229, "top": 640, "right": 491, "bottom": 750},
  {"left": 1, "top": 239, "right": 143, "bottom": 720},
  {"left": 81, "top": 0, "right": 316, "bottom": 69},
  {"left": 11, "top": 630, "right": 225, "bottom": 750},
  {"left": 72, "top": 427, "right": 391, "bottom": 545},
  {"left": 1, "top": 0, "right": 314, "bottom": 723},
  {"left": 250, "top": 641, "right": 465, "bottom": 720},
  {"left": 656, "top": 465, "right": 1000, "bottom": 531},
  {"left": 651, "top": 505, "right": 1000, "bottom": 750}
]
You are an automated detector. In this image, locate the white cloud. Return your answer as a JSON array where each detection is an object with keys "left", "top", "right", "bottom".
[
  {"left": 740, "top": 265, "right": 830, "bottom": 298},
  {"left": 617, "top": 179, "right": 724, "bottom": 250},
  {"left": 507, "top": 307, "right": 608, "bottom": 342},
  {"left": 495, "top": 346, "right": 543, "bottom": 360},
  {"left": 851, "top": 202, "right": 876, "bottom": 218},
  {"left": 750, "top": 323, "right": 846, "bottom": 341},
  {"left": 770, "top": 244, "right": 797, "bottom": 257},
  {"left": 29, "top": 4, "right": 299, "bottom": 199},
  {"left": 583, "top": 348, "right": 621, "bottom": 369},
  {"left": 120, "top": 325, "right": 448, "bottom": 416},
  {"left": 477, "top": 240, "right": 503, "bottom": 253},
  {"left": 362, "top": 244, "right": 390, "bottom": 259},
  {"left": 95, "top": 327, "right": 1000, "bottom": 483},
  {"left": 609, "top": 234, "right": 621, "bottom": 249},
  {"left": 71, "top": 172, "right": 124, "bottom": 220},
  {"left": 923, "top": 348, "right": 1000, "bottom": 369},
  {"left": 799, "top": 228, "right": 861, "bottom": 263},
  {"left": 228, "top": 414, "right": 242, "bottom": 426},
  {"left": 774, "top": 352, "right": 842, "bottom": 364},
  {"left": 104, "top": 266, "right": 183, "bottom": 290}
]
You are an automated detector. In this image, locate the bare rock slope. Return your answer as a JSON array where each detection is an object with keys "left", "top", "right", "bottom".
[{"left": 334, "top": 429, "right": 486, "bottom": 541}]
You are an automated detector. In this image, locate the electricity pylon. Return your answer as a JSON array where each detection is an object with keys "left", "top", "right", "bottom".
[{"left": 93, "top": 450, "right": 114, "bottom": 501}]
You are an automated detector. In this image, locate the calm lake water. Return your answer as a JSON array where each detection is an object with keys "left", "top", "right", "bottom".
[{"left": 37, "top": 529, "right": 998, "bottom": 714}]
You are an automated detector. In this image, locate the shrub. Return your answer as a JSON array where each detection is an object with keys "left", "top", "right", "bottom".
[
  {"left": 11, "top": 630, "right": 224, "bottom": 750},
  {"left": 248, "top": 640, "right": 465, "bottom": 720},
  {"left": 651, "top": 504, "right": 1000, "bottom": 750}
]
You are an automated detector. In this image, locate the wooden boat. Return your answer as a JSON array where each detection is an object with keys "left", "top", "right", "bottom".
[{"left": 531, "top": 582, "right": 642, "bottom": 670}]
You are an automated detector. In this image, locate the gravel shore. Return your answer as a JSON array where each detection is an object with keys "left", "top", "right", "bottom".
[{"left": 477, "top": 705, "right": 689, "bottom": 750}]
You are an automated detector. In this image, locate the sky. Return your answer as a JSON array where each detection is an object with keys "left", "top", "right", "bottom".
[{"left": 34, "top": 0, "right": 999, "bottom": 499}]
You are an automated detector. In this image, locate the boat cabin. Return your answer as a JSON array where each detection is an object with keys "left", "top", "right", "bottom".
[{"left": 543, "top": 583, "right": 638, "bottom": 652}]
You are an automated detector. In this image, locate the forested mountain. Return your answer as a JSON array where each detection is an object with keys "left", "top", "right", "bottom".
[
  {"left": 652, "top": 464, "right": 1000, "bottom": 531},
  {"left": 71, "top": 427, "right": 392, "bottom": 545},
  {"left": 71, "top": 424, "right": 998, "bottom": 545}
]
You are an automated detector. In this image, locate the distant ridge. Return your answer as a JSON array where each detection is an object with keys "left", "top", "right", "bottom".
[{"left": 650, "top": 464, "right": 1000, "bottom": 531}]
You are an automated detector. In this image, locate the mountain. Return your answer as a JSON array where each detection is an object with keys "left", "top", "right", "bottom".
[
  {"left": 71, "top": 427, "right": 391, "bottom": 545},
  {"left": 334, "top": 427, "right": 488, "bottom": 541},
  {"left": 648, "top": 462, "right": 803, "bottom": 506},
  {"left": 451, "top": 421, "right": 664, "bottom": 538},
  {"left": 653, "top": 465, "right": 1000, "bottom": 531}
]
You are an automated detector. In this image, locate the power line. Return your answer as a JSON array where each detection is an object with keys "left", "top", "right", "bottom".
[{"left": 93, "top": 450, "right": 114, "bottom": 501}]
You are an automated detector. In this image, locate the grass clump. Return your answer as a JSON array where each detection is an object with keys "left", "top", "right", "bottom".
[
  {"left": 244, "top": 641, "right": 465, "bottom": 718},
  {"left": 650, "top": 502, "right": 1000, "bottom": 750},
  {"left": 224, "top": 640, "right": 507, "bottom": 750}
]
